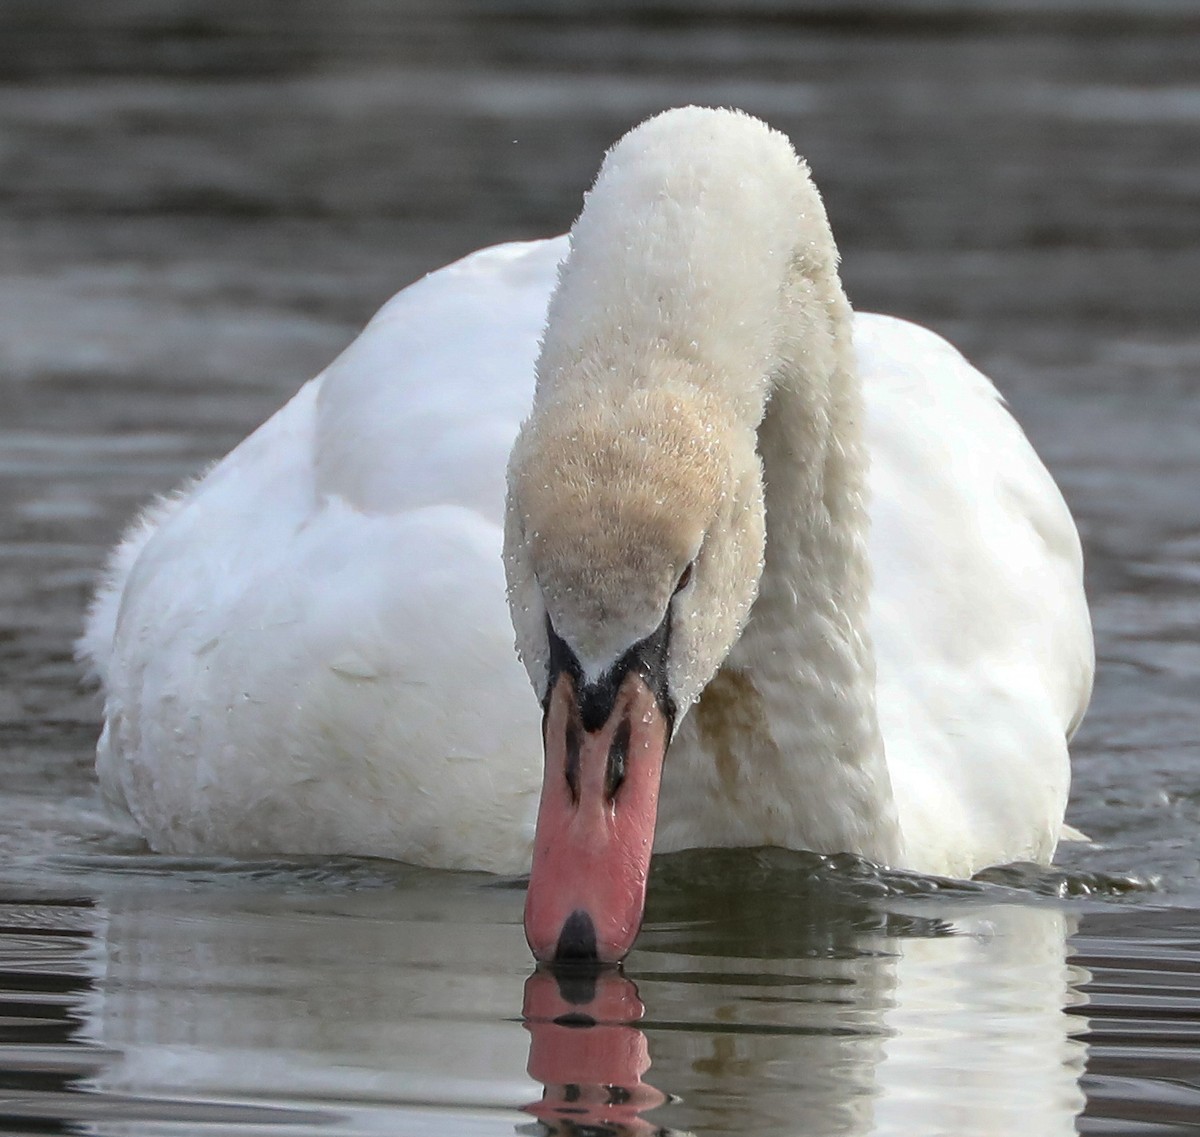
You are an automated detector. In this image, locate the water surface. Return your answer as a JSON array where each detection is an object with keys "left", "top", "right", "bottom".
[{"left": 1, "top": 2, "right": 1198, "bottom": 1133}]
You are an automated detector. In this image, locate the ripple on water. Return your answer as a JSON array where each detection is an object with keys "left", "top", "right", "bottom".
[
  {"left": 0, "top": 845, "right": 1195, "bottom": 1135},
  {"left": 2, "top": 1, "right": 1200, "bottom": 1133},
  {"left": 1070, "top": 908, "right": 1200, "bottom": 1135}
]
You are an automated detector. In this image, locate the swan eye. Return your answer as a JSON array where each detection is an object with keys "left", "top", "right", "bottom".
[{"left": 673, "top": 561, "right": 694, "bottom": 595}]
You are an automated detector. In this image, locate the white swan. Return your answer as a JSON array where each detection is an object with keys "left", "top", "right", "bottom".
[{"left": 81, "top": 107, "right": 1093, "bottom": 962}]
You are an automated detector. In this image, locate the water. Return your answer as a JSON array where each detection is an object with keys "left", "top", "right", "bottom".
[{"left": 2, "top": 2, "right": 1198, "bottom": 1133}]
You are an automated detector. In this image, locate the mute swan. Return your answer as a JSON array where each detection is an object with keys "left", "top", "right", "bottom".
[{"left": 81, "top": 107, "right": 1093, "bottom": 963}]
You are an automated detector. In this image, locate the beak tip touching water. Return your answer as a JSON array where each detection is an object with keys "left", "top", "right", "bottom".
[
  {"left": 552, "top": 908, "right": 599, "bottom": 963},
  {"left": 525, "top": 891, "right": 644, "bottom": 965},
  {"left": 523, "top": 660, "right": 672, "bottom": 965}
]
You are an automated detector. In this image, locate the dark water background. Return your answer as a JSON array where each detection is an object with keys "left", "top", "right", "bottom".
[{"left": 2, "top": 2, "right": 1199, "bottom": 1133}]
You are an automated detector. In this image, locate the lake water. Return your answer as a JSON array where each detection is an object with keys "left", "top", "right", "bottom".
[{"left": 2, "top": 2, "right": 1199, "bottom": 1133}]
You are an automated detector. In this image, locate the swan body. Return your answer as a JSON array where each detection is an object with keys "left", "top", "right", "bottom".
[{"left": 82, "top": 109, "right": 1092, "bottom": 927}]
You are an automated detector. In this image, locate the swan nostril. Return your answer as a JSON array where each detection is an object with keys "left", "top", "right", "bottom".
[
  {"left": 554, "top": 908, "right": 599, "bottom": 963},
  {"left": 605, "top": 717, "right": 631, "bottom": 802},
  {"left": 673, "top": 560, "right": 694, "bottom": 594}
]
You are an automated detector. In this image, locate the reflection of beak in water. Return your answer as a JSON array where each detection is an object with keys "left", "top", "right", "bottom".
[{"left": 521, "top": 968, "right": 669, "bottom": 1136}]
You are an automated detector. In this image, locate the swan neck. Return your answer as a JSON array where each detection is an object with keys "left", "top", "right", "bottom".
[
  {"left": 720, "top": 259, "right": 901, "bottom": 863},
  {"left": 515, "top": 108, "right": 902, "bottom": 862}
]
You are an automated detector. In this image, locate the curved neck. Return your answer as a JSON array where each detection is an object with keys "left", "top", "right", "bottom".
[
  {"left": 667, "top": 213, "right": 902, "bottom": 865},
  {"left": 526, "top": 109, "right": 902, "bottom": 862},
  {"left": 745, "top": 254, "right": 875, "bottom": 727}
]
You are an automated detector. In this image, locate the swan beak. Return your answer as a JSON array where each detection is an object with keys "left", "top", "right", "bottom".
[{"left": 524, "top": 659, "right": 671, "bottom": 965}]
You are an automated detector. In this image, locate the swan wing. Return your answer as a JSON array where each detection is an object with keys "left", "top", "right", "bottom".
[
  {"left": 83, "top": 239, "right": 567, "bottom": 869},
  {"left": 859, "top": 313, "right": 1093, "bottom": 874}
]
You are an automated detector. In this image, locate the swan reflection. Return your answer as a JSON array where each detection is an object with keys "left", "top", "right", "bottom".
[
  {"left": 9, "top": 856, "right": 1089, "bottom": 1136},
  {"left": 522, "top": 968, "right": 667, "bottom": 1136},
  {"left": 519, "top": 864, "right": 1089, "bottom": 1137}
]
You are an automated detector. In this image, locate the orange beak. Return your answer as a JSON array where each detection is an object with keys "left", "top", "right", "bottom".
[{"left": 523, "top": 623, "right": 673, "bottom": 964}]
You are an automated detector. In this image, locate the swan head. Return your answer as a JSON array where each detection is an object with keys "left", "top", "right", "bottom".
[{"left": 505, "top": 373, "right": 765, "bottom": 963}]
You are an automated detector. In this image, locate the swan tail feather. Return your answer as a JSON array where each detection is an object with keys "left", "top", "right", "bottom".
[
  {"left": 76, "top": 479, "right": 201, "bottom": 688},
  {"left": 1059, "top": 823, "right": 1091, "bottom": 844}
]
